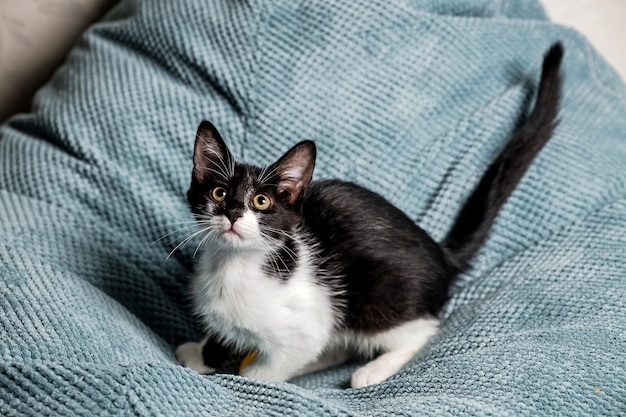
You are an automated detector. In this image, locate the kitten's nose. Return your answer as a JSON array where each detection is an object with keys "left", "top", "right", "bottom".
[{"left": 226, "top": 209, "right": 243, "bottom": 225}]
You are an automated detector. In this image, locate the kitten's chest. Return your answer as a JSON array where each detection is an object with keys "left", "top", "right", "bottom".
[
  {"left": 191, "top": 248, "right": 336, "bottom": 349},
  {"left": 193, "top": 252, "right": 273, "bottom": 320}
]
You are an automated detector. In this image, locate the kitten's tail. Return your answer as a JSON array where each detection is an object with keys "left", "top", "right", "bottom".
[{"left": 441, "top": 42, "right": 563, "bottom": 273}]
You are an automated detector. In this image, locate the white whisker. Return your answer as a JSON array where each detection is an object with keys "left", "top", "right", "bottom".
[
  {"left": 165, "top": 225, "right": 212, "bottom": 262},
  {"left": 259, "top": 230, "right": 299, "bottom": 264},
  {"left": 229, "top": 149, "right": 235, "bottom": 177},
  {"left": 150, "top": 223, "right": 203, "bottom": 247},
  {"left": 193, "top": 228, "right": 218, "bottom": 258},
  {"left": 202, "top": 166, "right": 230, "bottom": 180},
  {"left": 258, "top": 164, "right": 280, "bottom": 185},
  {"left": 151, "top": 220, "right": 199, "bottom": 231}
]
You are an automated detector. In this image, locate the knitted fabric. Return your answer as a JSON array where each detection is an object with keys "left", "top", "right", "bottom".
[{"left": 1, "top": 0, "right": 625, "bottom": 415}]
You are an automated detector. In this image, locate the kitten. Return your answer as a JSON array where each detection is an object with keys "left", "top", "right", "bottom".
[{"left": 176, "top": 43, "right": 563, "bottom": 388}]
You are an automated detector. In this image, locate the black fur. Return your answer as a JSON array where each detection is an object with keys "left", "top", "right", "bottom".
[
  {"left": 201, "top": 335, "right": 231, "bottom": 369},
  {"left": 302, "top": 180, "right": 451, "bottom": 331},
  {"left": 305, "top": 43, "right": 564, "bottom": 333},
  {"left": 262, "top": 235, "right": 299, "bottom": 281},
  {"left": 186, "top": 42, "right": 563, "bottom": 368},
  {"left": 441, "top": 42, "right": 563, "bottom": 273}
]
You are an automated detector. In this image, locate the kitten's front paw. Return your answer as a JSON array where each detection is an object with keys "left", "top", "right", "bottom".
[{"left": 175, "top": 341, "right": 215, "bottom": 375}]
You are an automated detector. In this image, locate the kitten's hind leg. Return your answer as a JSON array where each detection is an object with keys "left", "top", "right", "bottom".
[
  {"left": 351, "top": 317, "right": 439, "bottom": 388},
  {"left": 351, "top": 348, "right": 418, "bottom": 388}
]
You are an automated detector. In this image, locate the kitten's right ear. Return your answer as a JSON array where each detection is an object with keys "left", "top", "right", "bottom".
[{"left": 192, "top": 121, "right": 234, "bottom": 182}]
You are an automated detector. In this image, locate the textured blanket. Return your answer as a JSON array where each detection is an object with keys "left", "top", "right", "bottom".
[{"left": 1, "top": 0, "right": 625, "bottom": 415}]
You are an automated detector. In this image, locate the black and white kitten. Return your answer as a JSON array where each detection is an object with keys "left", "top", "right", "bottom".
[{"left": 176, "top": 43, "right": 563, "bottom": 388}]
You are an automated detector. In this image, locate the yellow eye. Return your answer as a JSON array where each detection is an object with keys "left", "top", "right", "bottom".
[
  {"left": 211, "top": 186, "right": 227, "bottom": 202},
  {"left": 253, "top": 194, "right": 271, "bottom": 210}
]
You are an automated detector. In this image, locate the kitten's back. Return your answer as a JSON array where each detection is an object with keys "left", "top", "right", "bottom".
[{"left": 303, "top": 179, "right": 452, "bottom": 331}]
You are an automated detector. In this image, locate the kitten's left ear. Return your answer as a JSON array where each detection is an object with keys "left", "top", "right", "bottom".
[{"left": 269, "top": 141, "right": 316, "bottom": 205}]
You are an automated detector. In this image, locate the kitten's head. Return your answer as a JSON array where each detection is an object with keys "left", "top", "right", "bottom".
[{"left": 187, "top": 121, "right": 316, "bottom": 251}]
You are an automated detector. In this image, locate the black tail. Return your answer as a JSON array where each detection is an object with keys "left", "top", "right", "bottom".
[{"left": 441, "top": 42, "right": 563, "bottom": 273}]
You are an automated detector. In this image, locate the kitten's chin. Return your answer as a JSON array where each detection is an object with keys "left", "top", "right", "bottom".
[
  {"left": 222, "top": 227, "right": 244, "bottom": 240},
  {"left": 220, "top": 229, "right": 246, "bottom": 245},
  {"left": 217, "top": 226, "right": 256, "bottom": 249}
]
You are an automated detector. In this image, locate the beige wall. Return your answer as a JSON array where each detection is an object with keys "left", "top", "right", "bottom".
[
  {"left": 0, "top": 0, "right": 118, "bottom": 122},
  {"left": 541, "top": 0, "right": 626, "bottom": 82}
]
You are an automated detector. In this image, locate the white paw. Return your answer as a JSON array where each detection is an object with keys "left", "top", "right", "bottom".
[
  {"left": 351, "top": 362, "right": 393, "bottom": 388},
  {"left": 175, "top": 341, "right": 215, "bottom": 374}
]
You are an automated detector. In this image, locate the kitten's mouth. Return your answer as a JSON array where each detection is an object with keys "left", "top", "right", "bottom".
[{"left": 222, "top": 225, "right": 244, "bottom": 240}]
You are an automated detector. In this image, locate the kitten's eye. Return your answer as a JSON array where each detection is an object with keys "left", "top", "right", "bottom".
[
  {"left": 211, "top": 187, "right": 227, "bottom": 202},
  {"left": 253, "top": 194, "right": 271, "bottom": 210}
]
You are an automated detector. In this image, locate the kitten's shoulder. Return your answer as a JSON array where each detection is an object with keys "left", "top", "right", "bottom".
[
  {"left": 305, "top": 179, "right": 385, "bottom": 205},
  {"left": 303, "top": 178, "right": 409, "bottom": 224}
]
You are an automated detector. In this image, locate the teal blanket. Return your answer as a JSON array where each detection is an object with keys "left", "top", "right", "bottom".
[{"left": 1, "top": 0, "right": 625, "bottom": 415}]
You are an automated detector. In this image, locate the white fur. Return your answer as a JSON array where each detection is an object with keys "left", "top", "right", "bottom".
[
  {"left": 175, "top": 337, "right": 214, "bottom": 374},
  {"left": 177, "top": 208, "right": 439, "bottom": 387},
  {"left": 346, "top": 317, "right": 439, "bottom": 387},
  {"left": 292, "top": 317, "right": 440, "bottom": 386},
  {"left": 187, "top": 209, "right": 339, "bottom": 382}
]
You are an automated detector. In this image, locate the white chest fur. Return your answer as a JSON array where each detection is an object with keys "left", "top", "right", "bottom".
[{"left": 191, "top": 243, "right": 337, "bottom": 356}]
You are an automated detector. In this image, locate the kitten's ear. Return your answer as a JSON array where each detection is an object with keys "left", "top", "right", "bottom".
[
  {"left": 269, "top": 140, "right": 316, "bottom": 205},
  {"left": 192, "top": 121, "right": 233, "bottom": 182}
]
